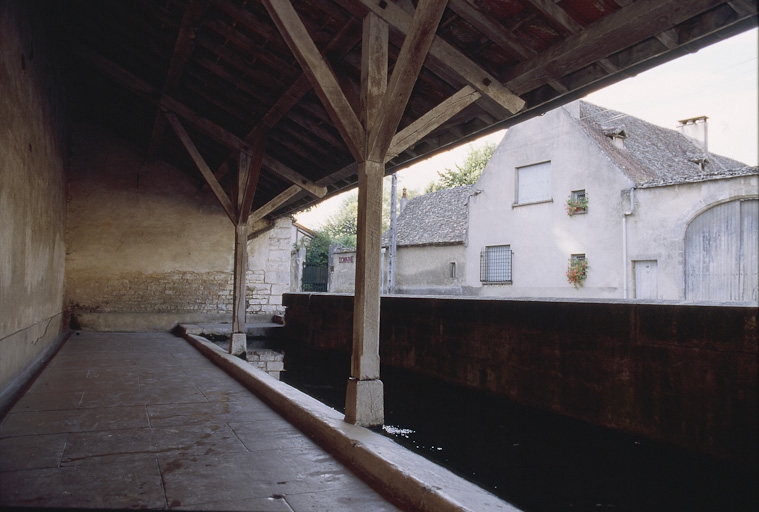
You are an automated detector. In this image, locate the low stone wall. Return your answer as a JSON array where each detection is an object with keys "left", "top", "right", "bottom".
[{"left": 282, "top": 293, "right": 758, "bottom": 464}]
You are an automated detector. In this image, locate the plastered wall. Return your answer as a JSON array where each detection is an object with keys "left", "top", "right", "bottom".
[{"left": 0, "top": 0, "right": 68, "bottom": 396}]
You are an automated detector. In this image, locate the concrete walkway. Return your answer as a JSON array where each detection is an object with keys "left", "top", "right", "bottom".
[{"left": 0, "top": 331, "right": 402, "bottom": 510}]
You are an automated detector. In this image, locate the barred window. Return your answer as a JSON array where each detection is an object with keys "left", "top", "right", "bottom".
[{"left": 480, "top": 245, "right": 512, "bottom": 283}]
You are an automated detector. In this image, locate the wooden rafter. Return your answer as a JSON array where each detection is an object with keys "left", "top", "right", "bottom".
[
  {"left": 520, "top": 0, "right": 617, "bottom": 73},
  {"left": 69, "top": 0, "right": 757, "bottom": 224},
  {"left": 237, "top": 126, "right": 268, "bottom": 225},
  {"left": 164, "top": 112, "right": 236, "bottom": 225},
  {"left": 261, "top": 0, "right": 366, "bottom": 161},
  {"left": 504, "top": 0, "right": 728, "bottom": 95},
  {"left": 77, "top": 48, "right": 326, "bottom": 205},
  {"left": 247, "top": 185, "right": 303, "bottom": 228},
  {"left": 335, "top": 0, "right": 525, "bottom": 114},
  {"left": 147, "top": 0, "right": 209, "bottom": 159},
  {"left": 446, "top": 0, "right": 569, "bottom": 93},
  {"left": 387, "top": 85, "right": 481, "bottom": 161}
]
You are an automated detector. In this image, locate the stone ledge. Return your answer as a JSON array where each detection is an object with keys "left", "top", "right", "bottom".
[{"left": 179, "top": 326, "right": 521, "bottom": 512}]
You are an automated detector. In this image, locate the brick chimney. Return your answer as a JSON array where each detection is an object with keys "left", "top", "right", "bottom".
[{"left": 677, "top": 116, "right": 708, "bottom": 153}]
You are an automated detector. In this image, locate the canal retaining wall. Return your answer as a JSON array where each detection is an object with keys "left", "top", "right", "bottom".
[{"left": 282, "top": 293, "right": 758, "bottom": 465}]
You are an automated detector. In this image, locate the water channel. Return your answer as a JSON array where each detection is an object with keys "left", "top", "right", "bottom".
[{"left": 280, "top": 346, "right": 757, "bottom": 512}]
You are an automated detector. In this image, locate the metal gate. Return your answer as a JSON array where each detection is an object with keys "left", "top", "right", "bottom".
[{"left": 302, "top": 265, "right": 328, "bottom": 292}]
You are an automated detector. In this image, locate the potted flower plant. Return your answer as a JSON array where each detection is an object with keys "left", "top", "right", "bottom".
[
  {"left": 566, "top": 193, "right": 588, "bottom": 216},
  {"left": 567, "top": 257, "right": 588, "bottom": 288}
]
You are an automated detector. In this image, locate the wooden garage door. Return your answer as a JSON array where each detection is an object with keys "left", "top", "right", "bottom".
[{"left": 685, "top": 199, "right": 758, "bottom": 301}]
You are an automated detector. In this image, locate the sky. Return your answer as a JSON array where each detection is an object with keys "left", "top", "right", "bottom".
[{"left": 295, "top": 27, "right": 758, "bottom": 230}]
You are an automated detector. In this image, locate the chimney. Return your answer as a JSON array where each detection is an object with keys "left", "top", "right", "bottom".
[
  {"left": 400, "top": 188, "right": 408, "bottom": 214},
  {"left": 677, "top": 116, "right": 708, "bottom": 153}
]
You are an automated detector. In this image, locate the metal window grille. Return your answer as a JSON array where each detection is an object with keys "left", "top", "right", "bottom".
[
  {"left": 571, "top": 190, "right": 586, "bottom": 202},
  {"left": 480, "top": 245, "right": 512, "bottom": 283}
]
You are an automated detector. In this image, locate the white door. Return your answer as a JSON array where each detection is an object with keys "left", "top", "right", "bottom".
[{"left": 634, "top": 260, "right": 658, "bottom": 299}]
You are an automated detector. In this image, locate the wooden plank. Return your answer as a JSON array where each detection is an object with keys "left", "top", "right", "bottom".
[
  {"left": 386, "top": 85, "right": 481, "bottom": 161},
  {"left": 261, "top": 0, "right": 366, "bottom": 161},
  {"left": 504, "top": 0, "right": 725, "bottom": 95},
  {"left": 344, "top": 0, "right": 525, "bottom": 114},
  {"left": 367, "top": 0, "right": 448, "bottom": 161},
  {"left": 247, "top": 185, "right": 302, "bottom": 227},
  {"left": 164, "top": 112, "right": 237, "bottom": 224}
]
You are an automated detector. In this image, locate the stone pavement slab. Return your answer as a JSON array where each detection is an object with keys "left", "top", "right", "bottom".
[{"left": 0, "top": 331, "right": 402, "bottom": 511}]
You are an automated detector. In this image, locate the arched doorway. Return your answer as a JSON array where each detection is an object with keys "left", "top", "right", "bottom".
[{"left": 685, "top": 199, "right": 758, "bottom": 301}]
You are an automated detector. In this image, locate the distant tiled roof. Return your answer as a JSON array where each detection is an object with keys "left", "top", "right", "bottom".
[
  {"left": 383, "top": 185, "right": 475, "bottom": 247},
  {"left": 578, "top": 101, "right": 757, "bottom": 187}
]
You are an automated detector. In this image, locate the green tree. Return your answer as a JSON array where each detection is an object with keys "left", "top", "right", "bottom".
[
  {"left": 302, "top": 180, "right": 419, "bottom": 265},
  {"left": 425, "top": 142, "right": 496, "bottom": 193}
]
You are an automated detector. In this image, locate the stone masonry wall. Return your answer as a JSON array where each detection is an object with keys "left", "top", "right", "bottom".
[
  {"left": 66, "top": 124, "right": 291, "bottom": 330},
  {"left": 247, "top": 218, "right": 292, "bottom": 317},
  {"left": 282, "top": 293, "right": 758, "bottom": 464}
]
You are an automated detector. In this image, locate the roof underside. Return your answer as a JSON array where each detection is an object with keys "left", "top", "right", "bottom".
[{"left": 54, "top": 0, "right": 757, "bottom": 222}]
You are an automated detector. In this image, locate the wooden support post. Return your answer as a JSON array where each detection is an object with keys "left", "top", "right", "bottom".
[
  {"left": 231, "top": 222, "right": 248, "bottom": 357},
  {"left": 344, "top": 12, "right": 389, "bottom": 427},
  {"left": 262, "top": 0, "right": 485, "bottom": 426},
  {"left": 345, "top": 158, "right": 385, "bottom": 425}
]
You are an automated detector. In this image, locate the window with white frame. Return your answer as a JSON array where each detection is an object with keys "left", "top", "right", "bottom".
[
  {"left": 516, "top": 161, "right": 551, "bottom": 205},
  {"left": 480, "top": 245, "right": 512, "bottom": 283}
]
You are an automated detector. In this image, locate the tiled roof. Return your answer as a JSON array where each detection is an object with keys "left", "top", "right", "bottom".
[
  {"left": 577, "top": 101, "right": 757, "bottom": 187},
  {"left": 383, "top": 186, "right": 475, "bottom": 247}
]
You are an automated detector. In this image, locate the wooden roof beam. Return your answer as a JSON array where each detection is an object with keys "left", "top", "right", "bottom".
[
  {"left": 367, "top": 0, "right": 448, "bottom": 161},
  {"left": 335, "top": 0, "right": 525, "bottom": 114},
  {"left": 520, "top": 0, "right": 617, "bottom": 73},
  {"left": 262, "top": 0, "right": 366, "bottom": 161},
  {"left": 504, "top": 0, "right": 731, "bottom": 95},
  {"left": 147, "top": 0, "right": 210, "bottom": 159},
  {"left": 247, "top": 185, "right": 303, "bottom": 228},
  {"left": 237, "top": 127, "right": 268, "bottom": 225},
  {"left": 446, "top": 0, "right": 569, "bottom": 93},
  {"left": 387, "top": 85, "right": 481, "bottom": 161},
  {"left": 165, "top": 111, "right": 236, "bottom": 225},
  {"left": 77, "top": 48, "right": 326, "bottom": 201}
]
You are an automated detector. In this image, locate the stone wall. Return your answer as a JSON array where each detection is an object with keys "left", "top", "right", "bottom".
[
  {"left": 282, "top": 293, "right": 758, "bottom": 464},
  {"left": 247, "top": 218, "right": 294, "bottom": 316},
  {"left": 0, "top": 0, "right": 69, "bottom": 402},
  {"left": 66, "top": 125, "right": 292, "bottom": 331}
]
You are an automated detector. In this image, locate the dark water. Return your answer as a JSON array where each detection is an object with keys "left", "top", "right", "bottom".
[{"left": 281, "top": 346, "right": 757, "bottom": 512}]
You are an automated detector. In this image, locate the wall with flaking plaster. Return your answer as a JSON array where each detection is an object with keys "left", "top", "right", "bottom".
[{"left": 0, "top": 0, "right": 69, "bottom": 395}]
